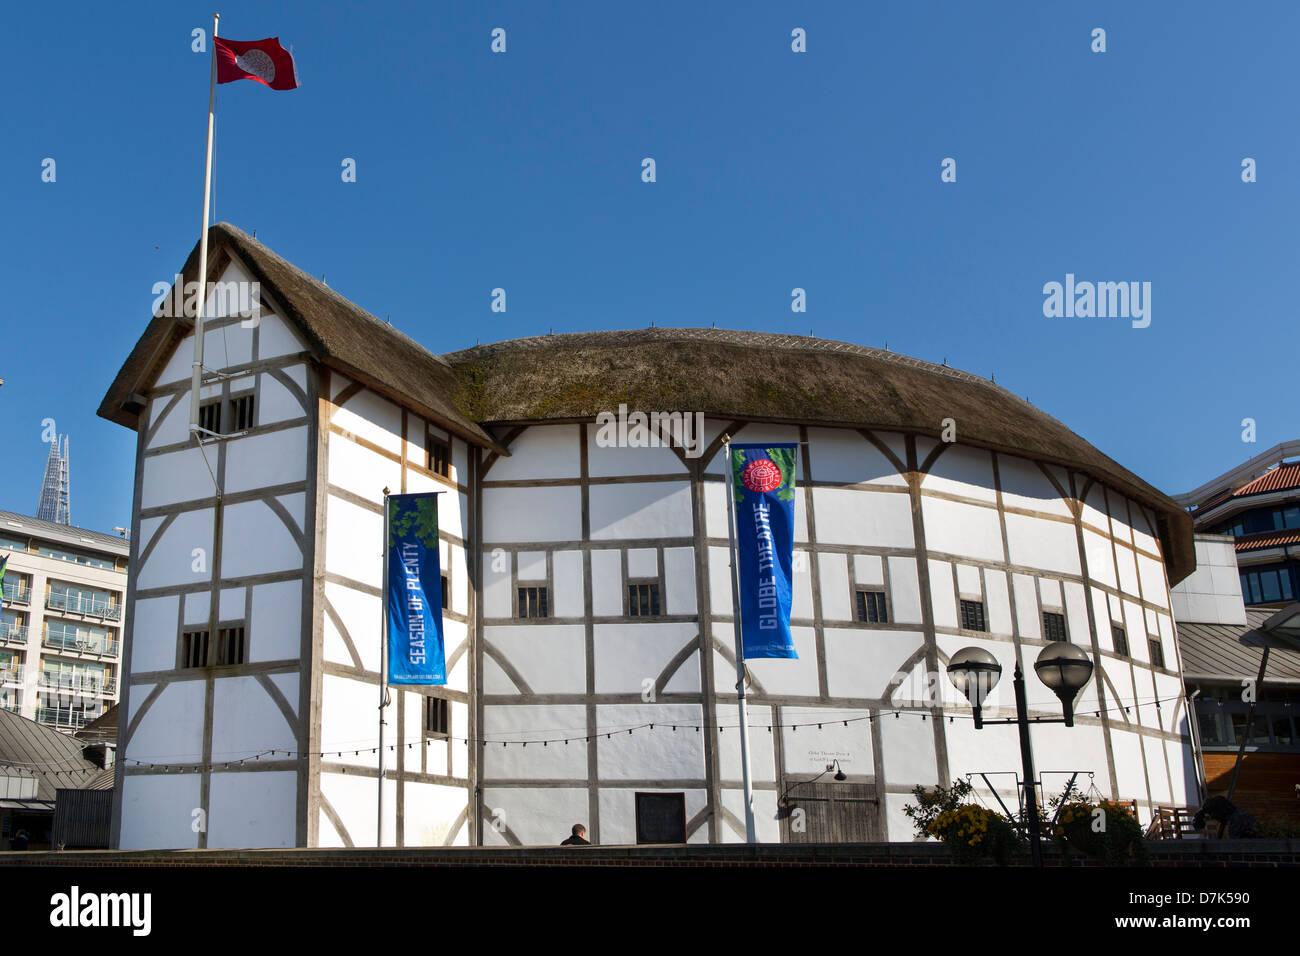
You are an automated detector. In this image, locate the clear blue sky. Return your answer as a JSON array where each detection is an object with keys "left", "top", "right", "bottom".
[{"left": 2, "top": 1, "right": 1296, "bottom": 535}]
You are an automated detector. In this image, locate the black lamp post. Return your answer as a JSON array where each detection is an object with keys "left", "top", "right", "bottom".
[{"left": 947, "top": 642, "right": 1094, "bottom": 867}]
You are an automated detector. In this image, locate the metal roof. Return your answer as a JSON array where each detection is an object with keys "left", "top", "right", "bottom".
[
  {"left": 0, "top": 510, "right": 129, "bottom": 556},
  {"left": 1177, "top": 609, "right": 1300, "bottom": 685},
  {"left": 0, "top": 707, "right": 104, "bottom": 801}
]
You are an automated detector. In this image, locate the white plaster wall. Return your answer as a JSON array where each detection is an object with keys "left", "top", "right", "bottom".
[
  {"left": 403, "top": 782, "right": 469, "bottom": 846},
  {"left": 923, "top": 496, "right": 1005, "bottom": 562},
  {"left": 1005, "top": 513, "right": 1081, "bottom": 575},
  {"left": 331, "top": 387, "right": 402, "bottom": 455},
  {"left": 211, "top": 675, "right": 298, "bottom": 757},
  {"left": 250, "top": 580, "right": 302, "bottom": 662},
  {"left": 715, "top": 704, "right": 775, "bottom": 784},
  {"left": 589, "top": 482, "right": 693, "bottom": 540},
  {"left": 119, "top": 774, "right": 202, "bottom": 849},
  {"left": 481, "top": 787, "right": 588, "bottom": 846},
  {"left": 804, "top": 427, "right": 906, "bottom": 487},
  {"left": 779, "top": 707, "right": 874, "bottom": 777},
  {"left": 127, "top": 679, "right": 206, "bottom": 764},
  {"left": 256, "top": 364, "right": 309, "bottom": 423},
  {"left": 484, "top": 624, "right": 586, "bottom": 694},
  {"left": 719, "top": 788, "right": 781, "bottom": 843},
  {"left": 663, "top": 546, "right": 696, "bottom": 615},
  {"left": 489, "top": 425, "right": 581, "bottom": 480},
  {"left": 483, "top": 486, "right": 581, "bottom": 543},
  {"left": 813, "top": 488, "right": 913, "bottom": 549},
  {"left": 481, "top": 704, "right": 590, "bottom": 779},
  {"left": 818, "top": 552, "right": 851, "bottom": 621},
  {"left": 998, "top": 456, "right": 1073, "bottom": 518},
  {"left": 594, "top": 622, "right": 699, "bottom": 694},
  {"left": 220, "top": 498, "right": 302, "bottom": 577},
  {"left": 207, "top": 771, "right": 297, "bottom": 848},
  {"left": 321, "top": 674, "right": 382, "bottom": 771},
  {"left": 129, "top": 595, "right": 181, "bottom": 673},
  {"left": 880, "top": 556, "right": 917, "bottom": 625},
  {"left": 324, "top": 495, "right": 383, "bottom": 589},
  {"left": 257, "top": 312, "right": 306, "bottom": 359},
  {"left": 922, "top": 445, "right": 998, "bottom": 503},
  {"left": 141, "top": 447, "right": 221, "bottom": 508},
  {"left": 596, "top": 704, "right": 707, "bottom": 780},
  {"left": 552, "top": 549, "right": 584, "bottom": 617},
  {"left": 328, "top": 430, "right": 402, "bottom": 501},
  {"left": 591, "top": 548, "right": 622, "bottom": 616},
  {"left": 825, "top": 629, "right": 926, "bottom": 700},
  {"left": 323, "top": 580, "right": 380, "bottom": 671}
]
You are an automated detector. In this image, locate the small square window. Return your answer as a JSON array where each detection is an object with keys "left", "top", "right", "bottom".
[
  {"left": 198, "top": 401, "right": 221, "bottom": 434},
  {"left": 216, "top": 625, "right": 246, "bottom": 666},
  {"left": 427, "top": 438, "right": 451, "bottom": 478},
  {"left": 959, "top": 600, "right": 986, "bottom": 632},
  {"left": 424, "top": 696, "right": 450, "bottom": 738},
  {"left": 1112, "top": 624, "right": 1129, "bottom": 657},
  {"left": 855, "top": 590, "right": 888, "bottom": 624},
  {"left": 1148, "top": 637, "right": 1165, "bottom": 669},
  {"left": 1042, "top": 611, "right": 1068, "bottom": 642},
  {"left": 181, "top": 629, "right": 209, "bottom": 669},
  {"left": 228, "top": 394, "right": 255, "bottom": 432},
  {"left": 518, "top": 587, "right": 548, "bottom": 619},
  {"left": 629, "top": 583, "right": 661, "bottom": 617}
]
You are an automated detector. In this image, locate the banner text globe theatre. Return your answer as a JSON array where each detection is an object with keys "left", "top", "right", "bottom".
[{"left": 99, "top": 224, "right": 1196, "bottom": 848}]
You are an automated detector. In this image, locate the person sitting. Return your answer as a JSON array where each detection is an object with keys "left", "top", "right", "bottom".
[{"left": 1191, "top": 796, "right": 1260, "bottom": 839}]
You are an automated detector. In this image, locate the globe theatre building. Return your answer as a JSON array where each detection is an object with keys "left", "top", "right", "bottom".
[{"left": 98, "top": 224, "right": 1197, "bottom": 848}]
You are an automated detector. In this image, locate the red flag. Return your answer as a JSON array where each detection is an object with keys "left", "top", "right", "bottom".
[{"left": 215, "top": 37, "right": 299, "bottom": 90}]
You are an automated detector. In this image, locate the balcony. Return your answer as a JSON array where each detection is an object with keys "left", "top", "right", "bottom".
[
  {"left": 0, "top": 625, "right": 28, "bottom": 647},
  {"left": 1, "top": 584, "right": 31, "bottom": 606},
  {"left": 0, "top": 696, "right": 20, "bottom": 715},
  {"left": 36, "top": 708, "right": 96, "bottom": 731},
  {"left": 42, "top": 633, "right": 120, "bottom": 658},
  {"left": 0, "top": 665, "right": 24, "bottom": 687},
  {"left": 45, "top": 592, "right": 121, "bottom": 620},
  {"left": 38, "top": 672, "right": 115, "bottom": 697}
]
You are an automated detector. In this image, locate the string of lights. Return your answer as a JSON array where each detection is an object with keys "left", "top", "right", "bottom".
[{"left": 10, "top": 688, "right": 1187, "bottom": 773}]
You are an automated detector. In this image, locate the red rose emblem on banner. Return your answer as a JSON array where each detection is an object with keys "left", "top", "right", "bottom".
[{"left": 742, "top": 458, "right": 783, "bottom": 493}]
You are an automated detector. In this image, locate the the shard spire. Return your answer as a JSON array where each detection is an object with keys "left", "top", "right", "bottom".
[{"left": 36, "top": 435, "right": 70, "bottom": 525}]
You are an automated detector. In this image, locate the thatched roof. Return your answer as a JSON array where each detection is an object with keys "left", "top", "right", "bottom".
[
  {"left": 444, "top": 329, "right": 1194, "bottom": 583},
  {"left": 98, "top": 223, "right": 502, "bottom": 452},
  {"left": 99, "top": 225, "right": 1192, "bottom": 582}
]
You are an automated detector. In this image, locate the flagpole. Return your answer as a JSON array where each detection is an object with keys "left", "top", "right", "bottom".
[
  {"left": 189, "top": 11, "right": 220, "bottom": 434},
  {"left": 722, "top": 439, "right": 758, "bottom": 844},
  {"left": 379, "top": 488, "right": 391, "bottom": 846}
]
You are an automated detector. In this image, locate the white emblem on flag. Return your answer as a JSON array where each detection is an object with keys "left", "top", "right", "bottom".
[{"left": 235, "top": 49, "right": 276, "bottom": 83}]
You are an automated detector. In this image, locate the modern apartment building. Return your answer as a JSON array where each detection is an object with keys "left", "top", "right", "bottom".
[
  {"left": 0, "top": 510, "right": 129, "bottom": 734},
  {"left": 1177, "top": 440, "right": 1300, "bottom": 609}
]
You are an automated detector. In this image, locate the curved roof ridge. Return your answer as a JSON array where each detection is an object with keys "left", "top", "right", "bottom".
[{"left": 443, "top": 327, "right": 1003, "bottom": 391}]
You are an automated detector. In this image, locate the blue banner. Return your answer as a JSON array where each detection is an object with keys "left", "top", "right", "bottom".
[
  {"left": 386, "top": 493, "right": 446, "bottom": 685},
  {"left": 729, "top": 443, "right": 798, "bottom": 659}
]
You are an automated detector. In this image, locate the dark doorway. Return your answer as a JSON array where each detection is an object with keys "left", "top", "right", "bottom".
[{"left": 635, "top": 792, "right": 687, "bottom": 843}]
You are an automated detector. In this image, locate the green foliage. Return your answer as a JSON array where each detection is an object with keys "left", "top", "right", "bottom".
[
  {"left": 902, "top": 778, "right": 974, "bottom": 838},
  {"left": 904, "top": 779, "right": 1020, "bottom": 865},
  {"left": 1052, "top": 798, "right": 1147, "bottom": 864},
  {"left": 1259, "top": 818, "right": 1300, "bottom": 839},
  {"left": 389, "top": 496, "right": 439, "bottom": 550}
]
